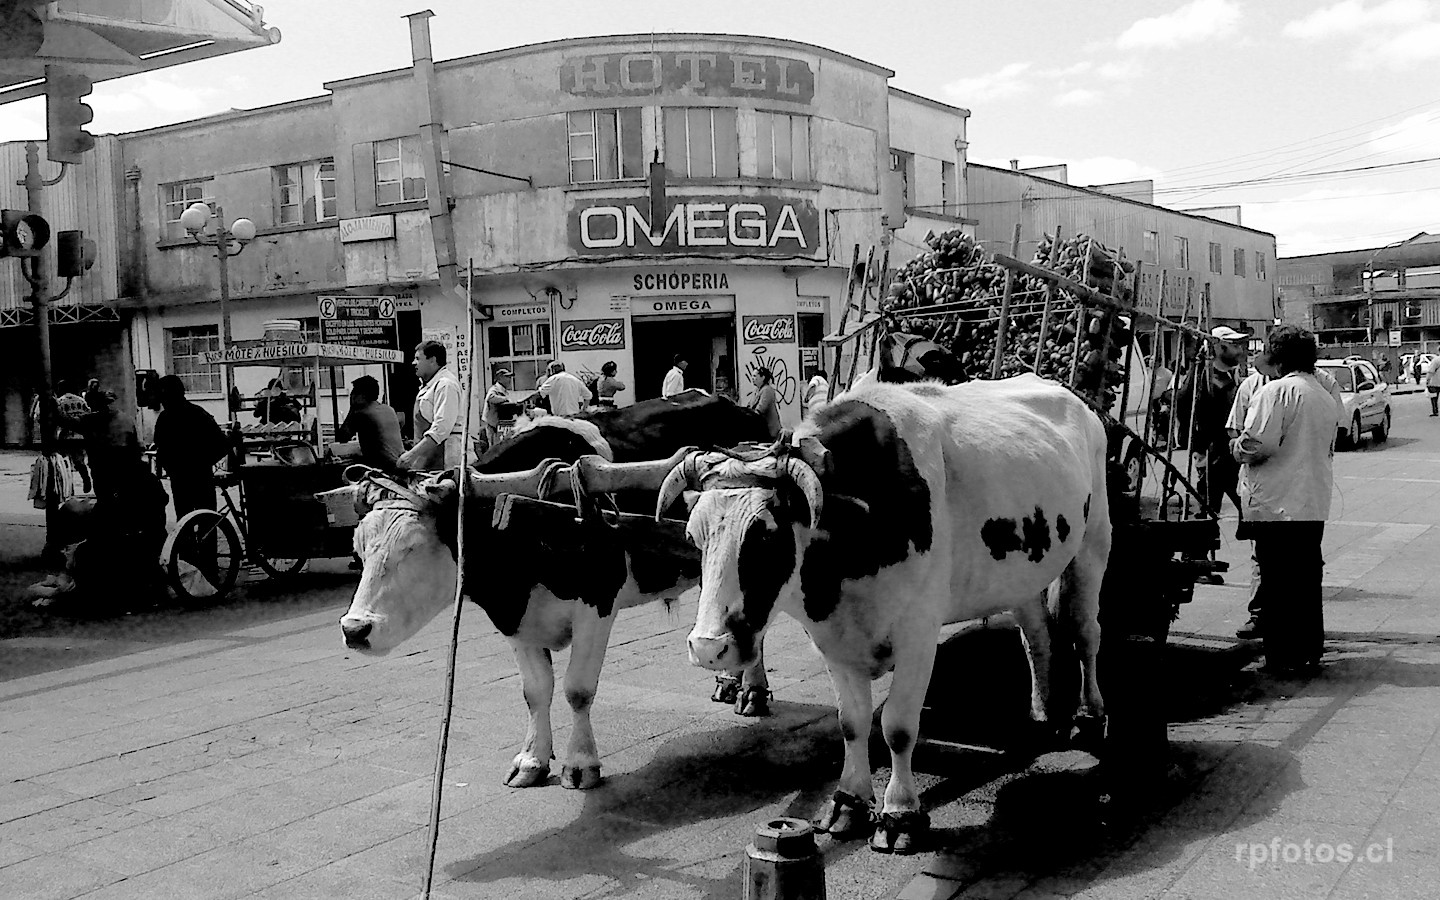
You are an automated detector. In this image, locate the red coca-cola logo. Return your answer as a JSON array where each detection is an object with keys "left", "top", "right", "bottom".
[
  {"left": 742, "top": 315, "right": 796, "bottom": 343},
  {"left": 559, "top": 318, "right": 627, "bottom": 350}
]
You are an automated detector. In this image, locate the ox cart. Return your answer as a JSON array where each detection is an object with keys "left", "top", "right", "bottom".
[{"left": 162, "top": 340, "right": 402, "bottom": 603}]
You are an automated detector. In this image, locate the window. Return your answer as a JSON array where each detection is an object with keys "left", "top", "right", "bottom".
[
  {"left": 1208, "top": 242, "right": 1223, "bottom": 274},
  {"left": 755, "top": 112, "right": 811, "bottom": 181},
  {"left": 165, "top": 325, "right": 221, "bottom": 395},
  {"left": 1174, "top": 236, "right": 1190, "bottom": 269},
  {"left": 664, "top": 108, "right": 739, "bottom": 179},
  {"left": 374, "top": 136, "right": 426, "bottom": 205},
  {"left": 889, "top": 150, "right": 915, "bottom": 207},
  {"left": 1234, "top": 247, "right": 1247, "bottom": 277},
  {"left": 941, "top": 161, "right": 957, "bottom": 215},
  {"left": 275, "top": 158, "right": 337, "bottom": 225},
  {"left": 160, "top": 179, "right": 214, "bottom": 241},
  {"left": 568, "top": 109, "right": 644, "bottom": 184},
  {"left": 1143, "top": 230, "right": 1158, "bottom": 262},
  {"left": 1255, "top": 251, "right": 1267, "bottom": 280},
  {"left": 487, "top": 321, "right": 553, "bottom": 393}
]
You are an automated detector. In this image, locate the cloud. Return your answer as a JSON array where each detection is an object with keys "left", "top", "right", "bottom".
[
  {"left": 1054, "top": 89, "right": 1101, "bottom": 107},
  {"left": 1116, "top": 0, "right": 1242, "bottom": 50},
  {"left": 1243, "top": 182, "right": 1440, "bottom": 255},
  {"left": 1369, "top": 110, "right": 1440, "bottom": 156},
  {"left": 0, "top": 97, "right": 44, "bottom": 142},
  {"left": 943, "top": 62, "right": 1033, "bottom": 102},
  {"left": 98, "top": 74, "right": 218, "bottom": 114},
  {"left": 1282, "top": 0, "right": 1430, "bottom": 39},
  {"left": 1097, "top": 59, "right": 1143, "bottom": 81}
]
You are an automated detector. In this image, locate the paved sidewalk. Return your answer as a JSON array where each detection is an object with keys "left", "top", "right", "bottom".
[{"left": 3, "top": 399, "right": 1440, "bottom": 899}]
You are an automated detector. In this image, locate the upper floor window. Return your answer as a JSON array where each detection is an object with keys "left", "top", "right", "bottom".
[
  {"left": 165, "top": 325, "right": 221, "bottom": 395},
  {"left": 1256, "top": 251, "right": 1268, "bottom": 280},
  {"left": 160, "top": 178, "right": 213, "bottom": 241},
  {"left": 941, "top": 161, "right": 957, "bottom": 216},
  {"left": 755, "top": 112, "right": 810, "bottom": 181},
  {"left": 1233, "top": 247, "right": 1247, "bottom": 278},
  {"left": 1174, "top": 236, "right": 1190, "bottom": 269},
  {"left": 1143, "top": 230, "right": 1158, "bottom": 263},
  {"left": 1208, "top": 242, "right": 1223, "bottom": 274},
  {"left": 889, "top": 150, "right": 914, "bottom": 207},
  {"left": 275, "top": 159, "right": 336, "bottom": 225},
  {"left": 568, "top": 109, "right": 644, "bottom": 184},
  {"left": 374, "top": 136, "right": 426, "bottom": 205},
  {"left": 664, "top": 108, "right": 739, "bottom": 179}
]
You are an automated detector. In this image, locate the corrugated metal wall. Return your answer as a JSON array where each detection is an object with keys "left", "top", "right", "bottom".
[{"left": 0, "top": 136, "right": 125, "bottom": 315}]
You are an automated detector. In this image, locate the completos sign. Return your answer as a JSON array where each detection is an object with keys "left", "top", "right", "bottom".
[
  {"left": 560, "top": 52, "right": 815, "bottom": 104},
  {"left": 571, "top": 196, "right": 820, "bottom": 257},
  {"left": 742, "top": 314, "right": 796, "bottom": 344},
  {"left": 559, "top": 318, "right": 627, "bottom": 351}
]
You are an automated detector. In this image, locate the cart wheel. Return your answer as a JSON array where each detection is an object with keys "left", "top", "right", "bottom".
[
  {"left": 163, "top": 509, "right": 241, "bottom": 604},
  {"left": 1122, "top": 439, "right": 1146, "bottom": 496},
  {"left": 254, "top": 554, "right": 308, "bottom": 580}
]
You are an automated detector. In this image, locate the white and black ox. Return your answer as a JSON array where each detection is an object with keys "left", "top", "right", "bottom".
[
  {"left": 338, "top": 390, "right": 773, "bottom": 789},
  {"left": 655, "top": 375, "right": 1110, "bottom": 853}
]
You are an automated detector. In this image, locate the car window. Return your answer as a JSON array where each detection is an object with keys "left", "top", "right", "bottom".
[
  {"left": 1358, "top": 361, "right": 1379, "bottom": 384},
  {"left": 1322, "top": 365, "right": 1354, "bottom": 392}
]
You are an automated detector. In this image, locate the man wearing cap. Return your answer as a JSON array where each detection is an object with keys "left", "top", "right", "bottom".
[
  {"left": 484, "top": 369, "right": 514, "bottom": 448},
  {"left": 1174, "top": 325, "right": 1251, "bottom": 521}
]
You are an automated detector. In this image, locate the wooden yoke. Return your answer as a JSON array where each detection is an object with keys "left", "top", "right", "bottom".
[
  {"left": 568, "top": 446, "right": 697, "bottom": 498},
  {"left": 466, "top": 458, "right": 569, "bottom": 501}
]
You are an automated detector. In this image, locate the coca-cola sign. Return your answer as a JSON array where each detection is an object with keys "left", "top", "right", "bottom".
[
  {"left": 741, "top": 314, "right": 796, "bottom": 344},
  {"left": 559, "top": 318, "right": 627, "bottom": 351}
]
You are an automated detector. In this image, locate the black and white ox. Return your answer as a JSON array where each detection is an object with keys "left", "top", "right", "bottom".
[
  {"left": 654, "top": 375, "right": 1110, "bottom": 853},
  {"left": 338, "top": 390, "right": 772, "bottom": 789}
]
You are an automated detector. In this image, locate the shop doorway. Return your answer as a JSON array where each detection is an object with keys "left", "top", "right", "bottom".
[
  {"left": 632, "top": 314, "right": 737, "bottom": 402},
  {"left": 389, "top": 310, "right": 422, "bottom": 439}
]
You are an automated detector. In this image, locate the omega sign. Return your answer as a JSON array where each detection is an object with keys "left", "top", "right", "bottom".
[
  {"left": 559, "top": 318, "right": 627, "bottom": 351},
  {"left": 571, "top": 196, "right": 820, "bottom": 257},
  {"left": 742, "top": 314, "right": 797, "bottom": 344}
]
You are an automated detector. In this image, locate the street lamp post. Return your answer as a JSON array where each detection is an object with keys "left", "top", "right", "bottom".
[{"left": 181, "top": 202, "right": 255, "bottom": 416}]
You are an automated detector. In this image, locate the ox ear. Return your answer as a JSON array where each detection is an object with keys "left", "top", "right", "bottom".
[{"left": 793, "top": 435, "right": 832, "bottom": 478}]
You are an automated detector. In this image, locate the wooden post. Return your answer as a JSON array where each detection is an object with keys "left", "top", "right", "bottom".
[
  {"left": 828, "top": 244, "right": 861, "bottom": 400},
  {"left": 1119, "top": 260, "right": 1143, "bottom": 422},
  {"left": 845, "top": 246, "right": 878, "bottom": 390},
  {"left": 1033, "top": 227, "right": 1062, "bottom": 374},
  {"left": 991, "top": 223, "right": 1022, "bottom": 380}
]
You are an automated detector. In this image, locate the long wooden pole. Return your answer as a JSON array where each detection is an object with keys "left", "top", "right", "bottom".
[
  {"left": 991, "top": 223, "right": 1022, "bottom": 379},
  {"left": 1033, "top": 227, "right": 1062, "bottom": 374}
]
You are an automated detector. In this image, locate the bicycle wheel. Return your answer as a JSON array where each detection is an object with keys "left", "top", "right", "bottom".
[
  {"left": 253, "top": 553, "right": 308, "bottom": 580},
  {"left": 163, "top": 509, "right": 242, "bottom": 604}
]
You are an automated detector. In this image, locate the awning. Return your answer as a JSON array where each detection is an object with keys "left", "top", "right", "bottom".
[{"left": 0, "top": 0, "right": 280, "bottom": 104}]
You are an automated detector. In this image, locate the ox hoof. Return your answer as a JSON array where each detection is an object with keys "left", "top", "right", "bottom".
[
  {"left": 814, "top": 790, "right": 875, "bottom": 840},
  {"left": 560, "top": 764, "right": 603, "bottom": 790},
  {"left": 869, "top": 810, "right": 930, "bottom": 855},
  {"left": 712, "top": 676, "right": 740, "bottom": 705},
  {"left": 734, "top": 687, "right": 771, "bottom": 717},
  {"left": 1070, "top": 714, "right": 1108, "bottom": 753},
  {"left": 503, "top": 761, "right": 551, "bottom": 788}
]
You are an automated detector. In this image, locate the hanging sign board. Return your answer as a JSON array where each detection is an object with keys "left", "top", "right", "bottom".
[
  {"left": 201, "top": 342, "right": 405, "bottom": 365},
  {"left": 318, "top": 295, "right": 398, "bottom": 350}
]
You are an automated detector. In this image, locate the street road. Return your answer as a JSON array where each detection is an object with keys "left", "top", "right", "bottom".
[{"left": 2, "top": 388, "right": 1439, "bottom": 899}]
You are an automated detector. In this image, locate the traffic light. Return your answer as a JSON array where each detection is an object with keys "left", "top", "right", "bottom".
[
  {"left": 56, "top": 230, "right": 97, "bottom": 277},
  {"left": 45, "top": 64, "right": 95, "bottom": 164},
  {"left": 0, "top": 209, "right": 50, "bottom": 259}
]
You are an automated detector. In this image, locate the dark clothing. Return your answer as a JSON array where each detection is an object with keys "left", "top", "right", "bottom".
[
  {"left": 155, "top": 400, "right": 228, "bottom": 519},
  {"left": 76, "top": 409, "right": 141, "bottom": 502},
  {"left": 1173, "top": 363, "right": 1239, "bottom": 456},
  {"left": 1253, "top": 521, "right": 1326, "bottom": 669},
  {"left": 337, "top": 402, "right": 404, "bottom": 472},
  {"left": 1198, "top": 450, "right": 1242, "bottom": 517},
  {"left": 253, "top": 392, "right": 303, "bottom": 424}
]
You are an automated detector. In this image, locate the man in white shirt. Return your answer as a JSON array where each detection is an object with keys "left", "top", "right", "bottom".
[
  {"left": 1230, "top": 326, "right": 1336, "bottom": 676},
  {"left": 1425, "top": 354, "right": 1440, "bottom": 416},
  {"left": 399, "top": 340, "right": 465, "bottom": 471},
  {"left": 534, "top": 361, "right": 590, "bottom": 417},
  {"left": 802, "top": 368, "right": 829, "bottom": 416},
  {"left": 661, "top": 355, "right": 688, "bottom": 399}
]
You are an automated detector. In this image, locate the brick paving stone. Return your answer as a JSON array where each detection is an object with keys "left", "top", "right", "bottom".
[
  {"left": 895, "top": 872, "right": 965, "bottom": 900},
  {"left": 0, "top": 851, "right": 126, "bottom": 900},
  {"left": 65, "top": 814, "right": 228, "bottom": 876},
  {"left": 0, "top": 798, "right": 154, "bottom": 851},
  {"left": 245, "top": 861, "right": 421, "bottom": 900}
]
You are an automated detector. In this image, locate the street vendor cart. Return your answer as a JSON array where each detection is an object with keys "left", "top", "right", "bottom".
[{"left": 161, "top": 339, "right": 405, "bottom": 603}]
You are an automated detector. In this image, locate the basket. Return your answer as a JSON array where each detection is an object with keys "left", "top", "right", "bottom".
[{"left": 316, "top": 485, "right": 361, "bottom": 528}]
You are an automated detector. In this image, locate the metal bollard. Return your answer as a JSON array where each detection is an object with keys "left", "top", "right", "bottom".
[{"left": 743, "top": 817, "right": 826, "bottom": 900}]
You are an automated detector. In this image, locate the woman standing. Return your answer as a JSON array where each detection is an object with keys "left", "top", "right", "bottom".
[
  {"left": 596, "top": 361, "right": 627, "bottom": 407},
  {"left": 749, "top": 367, "right": 782, "bottom": 439},
  {"left": 1230, "top": 325, "right": 1340, "bottom": 676}
]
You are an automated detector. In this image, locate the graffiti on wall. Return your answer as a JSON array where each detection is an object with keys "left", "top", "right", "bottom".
[{"left": 744, "top": 346, "right": 797, "bottom": 405}]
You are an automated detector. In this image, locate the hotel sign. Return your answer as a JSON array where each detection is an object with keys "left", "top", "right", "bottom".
[
  {"left": 561, "top": 51, "right": 815, "bottom": 104},
  {"left": 571, "top": 196, "right": 820, "bottom": 257}
]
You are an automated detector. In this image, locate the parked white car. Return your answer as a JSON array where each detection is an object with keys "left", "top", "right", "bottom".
[{"left": 1317, "top": 358, "right": 1391, "bottom": 448}]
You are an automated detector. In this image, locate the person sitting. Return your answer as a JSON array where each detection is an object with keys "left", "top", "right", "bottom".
[
  {"left": 253, "top": 378, "right": 303, "bottom": 424},
  {"left": 335, "top": 375, "right": 404, "bottom": 472}
]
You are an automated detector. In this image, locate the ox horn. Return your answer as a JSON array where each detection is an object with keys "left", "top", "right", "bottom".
[
  {"left": 781, "top": 457, "right": 825, "bottom": 531},
  {"left": 655, "top": 450, "right": 710, "bottom": 521}
]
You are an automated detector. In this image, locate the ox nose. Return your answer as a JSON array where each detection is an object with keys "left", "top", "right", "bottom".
[
  {"left": 341, "top": 620, "right": 373, "bottom": 649},
  {"left": 688, "top": 636, "right": 735, "bottom": 670}
]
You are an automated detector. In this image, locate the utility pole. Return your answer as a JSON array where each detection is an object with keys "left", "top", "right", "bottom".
[{"left": 23, "top": 142, "right": 55, "bottom": 447}]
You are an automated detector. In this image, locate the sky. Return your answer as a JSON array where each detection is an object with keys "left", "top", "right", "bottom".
[{"left": 1, "top": 0, "right": 1435, "bottom": 258}]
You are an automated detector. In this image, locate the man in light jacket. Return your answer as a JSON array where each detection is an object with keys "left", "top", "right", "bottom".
[
  {"left": 1230, "top": 326, "right": 1339, "bottom": 676},
  {"left": 399, "top": 340, "right": 464, "bottom": 471},
  {"left": 662, "top": 355, "right": 688, "bottom": 398}
]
